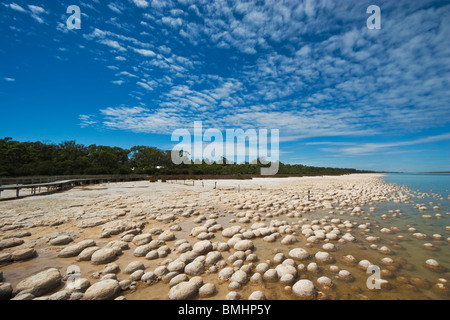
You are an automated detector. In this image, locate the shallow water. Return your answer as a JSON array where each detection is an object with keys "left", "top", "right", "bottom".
[{"left": 1, "top": 175, "right": 448, "bottom": 300}]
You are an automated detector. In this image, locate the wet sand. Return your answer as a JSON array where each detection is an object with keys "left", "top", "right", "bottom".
[{"left": 0, "top": 174, "right": 449, "bottom": 300}]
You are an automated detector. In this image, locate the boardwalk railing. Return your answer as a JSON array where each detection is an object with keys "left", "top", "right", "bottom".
[
  {"left": 0, "top": 175, "right": 151, "bottom": 187},
  {"left": 0, "top": 175, "right": 151, "bottom": 199}
]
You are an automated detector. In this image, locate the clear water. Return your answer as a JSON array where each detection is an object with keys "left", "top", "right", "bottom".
[
  {"left": 383, "top": 173, "right": 450, "bottom": 196},
  {"left": 126, "top": 174, "right": 450, "bottom": 300}
]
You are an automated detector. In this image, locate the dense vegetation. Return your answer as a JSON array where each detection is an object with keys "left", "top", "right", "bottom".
[{"left": 0, "top": 137, "right": 373, "bottom": 177}]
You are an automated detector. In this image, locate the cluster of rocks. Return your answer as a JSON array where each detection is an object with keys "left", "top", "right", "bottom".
[{"left": 0, "top": 175, "right": 449, "bottom": 300}]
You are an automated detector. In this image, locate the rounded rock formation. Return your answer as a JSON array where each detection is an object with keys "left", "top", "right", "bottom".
[
  {"left": 288, "top": 248, "right": 310, "bottom": 261},
  {"left": 15, "top": 268, "right": 62, "bottom": 297},
  {"left": 292, "top": 279, "right": 316, "bottom": 298}
]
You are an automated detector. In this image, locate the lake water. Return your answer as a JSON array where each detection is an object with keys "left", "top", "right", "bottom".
[
  {"left": 128, "top": 173, "right": 450, "bottom": 300},
  {"left": 367, "top": 173, "right": 450, "bottom": 299},
  {"left": 383, "top": 173, "right": 450, "bottom": 196}
]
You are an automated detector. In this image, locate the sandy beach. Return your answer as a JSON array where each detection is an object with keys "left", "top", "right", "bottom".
[{"left": 0, "top": 173, "right": 449, "bottom": 300}]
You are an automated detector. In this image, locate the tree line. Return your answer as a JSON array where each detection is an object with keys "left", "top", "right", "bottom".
[{"left": 0, "top": 137, "right": 373, "bottom": 177}]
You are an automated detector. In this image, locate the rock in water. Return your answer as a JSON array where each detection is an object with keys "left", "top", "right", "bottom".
[
  {"left": 124, "top": 261, "right": 145, "bottom": 274},
  {"left": 0, "top": 238, "right": 24, "bottom": 250},
  {"left": 230, "top": 270, "right": 249, "bottom": 284},
  {"left": 184, "top": 261, "right": 205, "bottom": 275},
  {"left": 0, "top": 283, "right": 13, "bottom": 300},
  {"left": 168, "top": 280, "right": 199, "bottom": 300},
  {"left": 11, "top": 248, "right": 37, "bottom": 261},
  {"left": 292, "top": 279, "right": 316, "bottom": 298},
  {"left": 288, "top": 248, "right": 310, "bottom": 260},
  {"left": 15, "top": 268, "right": 62, "bottom": 297},
  {"left": 281, "top": 235, "right": 298, "bottom": 245},
  {"left": 83, "top": 279, "right": 121, "bottom": 300},
  {"left": 425, "top": 259, "right": 442, "bottom": 270},
  {"left": 233, "top": 240, "right": 254, "bottom": 251},
  {"left": 248, "top": 291, "right": 266, "bottom": 300},
  {"left": 58, "top": 240, "right": 96, "bottom": 258},
  {"left": 198, "top": 283, "right": 217, "bottom": 298},
  {"left": 192, "top": 240, "right": 213, "bottom": 255},
  {"left": 315, "top": 251, "right": 333, "bottom": 263},
  {"left": 77, "top": 246, "right": 100, "bottom": 261},
  {"left": 132, "top": 234, "right": 152, "bottom": 246},
  {"left": 50, "top": 235, "right": 73, "bottom": 246},
  {"left": 91, "top": 248, "right": 117, "bottom": 265}
]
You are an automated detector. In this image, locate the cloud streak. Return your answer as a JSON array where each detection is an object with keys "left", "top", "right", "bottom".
[{"left": 314, "top": 133, "right": 450, "bottom": 156}]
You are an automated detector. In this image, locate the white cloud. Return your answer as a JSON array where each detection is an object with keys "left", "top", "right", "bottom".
[
  {"left": 315, "top": 133, "right": 450, "bottom": 156},
  {"left": 108, "top": 2, "right": 124, "bottom": 14},
  {"left": 3, "top": 77, "right": 15, "bottom": 82},
  {"left": 136, "top": 81, "right": 154, "bottom": 91},
  {"left": 28, "top": 5, "right": 45, "bottom": 15},
  {"left": 133, "top": 48, "right": 156, "bottom": 57},
  {"left": 79, "top": 115, "right": 98, "bottom": 128},
  {"left": 99, "top": 39, "right": 127, "bottom": 51},
  {"left": 116, "top": 71, "right": 138, "bottom": 78},
  {"left": 5, "top": 3, "right": 46, "bottom": 23},
  {"left": 161, "top": 16, "right": 183, "bottom": 29},
  {"left": 130, "top": 0, "right": 149, "bottom": 8},
  {"left": 72, "top": 0, "right": 450, "bottom": 148},
  {"left": 6, "top": 3, "right": 26, "bottom": 12}
]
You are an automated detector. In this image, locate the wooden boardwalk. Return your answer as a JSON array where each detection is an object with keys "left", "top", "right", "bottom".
[{"left": 0, "top": 175, "right": 150, "bottom": 199}]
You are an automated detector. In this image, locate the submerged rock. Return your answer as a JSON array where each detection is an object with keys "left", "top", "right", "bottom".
[
  {"left": 91, "top": 248, "right": 117, "bottom": 265},
  {"left": 11, "top": 248, "right": 37, "bottom": 261},
  {"left": 168, "top": 280, "right": 199, "bottom": 300},
  {"left": 192, "top": 240, "right": 213, "bottom": 255},
  {"left": 248, "top": 291, "right": 266, "bottom": 300},
  {"left": 425, "top": 259, "right": 443, "bottom": 270},
  {"left": 292, "top": 279, "right": 316, "bottom": 298},
  {"left": 58, "top": 240, "right": 96, "bottom": 258},
  {"left": 49, "top": 235, "right": 73, "bottom": 246},
  {"left": 199, "top": 283, "right": 217, "bottom": 298},
  {"left": 0, "top": 238, "right": 24, "bottom": 250},
  {"left": 83, "top": 279, "right": 121, "bottom": 300},
  {"left": 15, "top": 268, "right": 62, "bottom": 297},
  {"left": 288, "top": 248, "right": 310, "bottom": 260}
]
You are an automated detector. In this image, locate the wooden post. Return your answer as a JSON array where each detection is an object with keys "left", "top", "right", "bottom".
[
  {"left": 308, "top": 190, "right": 311, "bottom": 201},
  {"left": 16, "top": 188, "right": 20, "bottom": 198}
]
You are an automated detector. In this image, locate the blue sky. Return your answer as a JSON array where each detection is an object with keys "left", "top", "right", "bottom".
[{"left": 1, "top": 0, "right": 449, "bottom": 172}]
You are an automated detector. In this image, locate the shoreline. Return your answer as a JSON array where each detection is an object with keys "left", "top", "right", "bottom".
[{"left": 0, "top": 173, "right": 448, "bottom": 300}]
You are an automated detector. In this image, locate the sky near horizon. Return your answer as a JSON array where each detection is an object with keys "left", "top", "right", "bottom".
[{"left": 1, "top": 0, "right": 449, "bottom": 172}]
